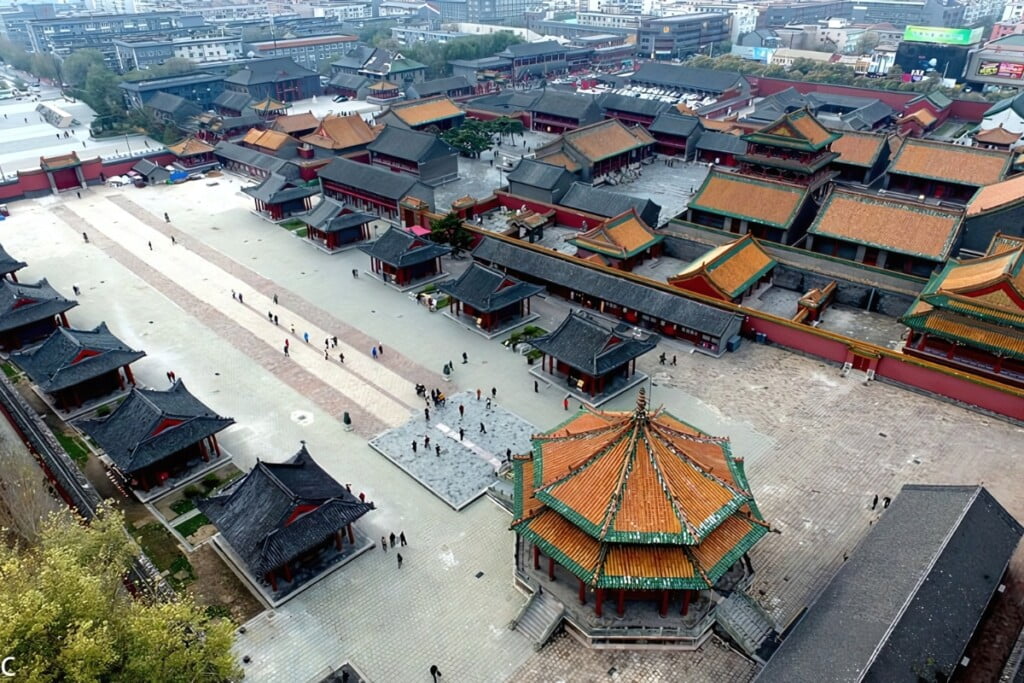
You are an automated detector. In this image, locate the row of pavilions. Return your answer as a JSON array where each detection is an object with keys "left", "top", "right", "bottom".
[{"left": 0, "top": 242, "right": 375, "bottom": 598}]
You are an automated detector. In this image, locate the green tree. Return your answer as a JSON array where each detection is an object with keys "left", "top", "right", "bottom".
[
  {"left": 429, "top": 212, "right": 473, "bottom": 255},
  {"left": 83, "top": 63, "right": 124, "bottom": 120},
  {"left": 0, "top": 506, "right": 241, "bottom": 682},
  {"left": 28, "top": 54, "right": 58, "bottom": 81},
  {"left": 62, "top": 49, "right": 106, "bottom": 88},
  {"left": 856, "top": 31, "right": 880, "bottom": 55},
  {"left": 122, "top": 58, "right": 196, "bottom": 82}
]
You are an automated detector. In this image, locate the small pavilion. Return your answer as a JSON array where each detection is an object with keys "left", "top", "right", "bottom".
[
  {"left": 10, "top": 323, "right": 145, "bottom": 411},
  {"left": 568, "top": 209, "right": 663, "bottom": 272},
  {"left": 0, "top": 244, "right": 27, "bottom": 282},
  {"left": 359, "top": 226, "right": 451, "bottom": 287},
  {"left": 529, "top": 311, "right": 656, "bottom": 399},
  {"left": 437, "top": 262, "right": 543, "bottom": 333},
  {"left": 76, "top": 379, "right": 234, "bottom": 492},
  {"left": 251, "top": 97, "right": 290, "bottom": 119},
  {"left": 0, "top": 279, "right": 77, "bottom": 351},
  {"left": 167, "top": 137, "right": 217, "bottom": 170},
  {"left": 365, "top": 81, "right": 402, "bottom": 105},
  {"left": 298, "top": 197, "right": 376, "bottom": 251},
  {"left": 512, "top": 390, "right": 769, "bottom": 637},
  {"left": 199, "top": 444, "right": 375, "bottom": 596},
  {"left": 243, "top": 173, "right": 318, "bottom": 220},
  {"left": 668, "top": 234, "right": 776, "bottom": 303}
]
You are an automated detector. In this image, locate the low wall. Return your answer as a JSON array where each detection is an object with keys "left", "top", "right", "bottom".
[{"left": 0, "top": 151, "right": 175, "bottom": 203}]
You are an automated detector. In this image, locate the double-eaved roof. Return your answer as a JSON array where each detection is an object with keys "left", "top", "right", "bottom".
[
  {"left": 742, "top": 108, "right": 840, "bottom": 152},
  {"left": 669, "top": 234, "right": 776, "bottom": 300},
  {"left": 888, "top": 138, "right": 1010, "bottom": 187},
  {"left": 569, "top": 209, "right": 662, "bottom": 259},
  {"left": 368, "top": 125, "right": 458, "bottom": 163},
  {"left": 513, "top": 389, "right": 768, "bottom": 590},
  {"left": 809, "top": 189, "right": 963, "bottom": 261},
  {"left": 689, "top": 171, "right": 809, "bottom": 229},
  {"left": 11, "top": 323, "right": 144, "bottom": 394},
  {"left": 199, "top": 445, "right": 374, "bottom": 576},
  {"left": 756, "top": 485, "right": 1022, "bottom": 683},
  {"left": 358, "top": 226, "right": 450, "bottom": 267},
  {"left": 436, "top": 262, "right": 543, "bottom": 313},
  {"left": 531, "top": 310, "right": 657, "bottom": 376},
  {"left": 76, "top": 380, "right": 234, "bottom": 475},
  {"left": 0, "top": 279, "right": 76, "bottom": 333}
]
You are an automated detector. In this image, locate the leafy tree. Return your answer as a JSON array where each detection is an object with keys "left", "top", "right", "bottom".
[
  {"left": 441, "top": 119, "right": 495, "bottom": 158},
  {"left": 83, "top": 63, "right": 124, "bottom": 119},
  {"left": 62, "top": 49, "right": 106, "bottom": 88},
  {"left": 122, "top": 58, "right": 196, "bottom": 82},
  {"left": 0, "top": 506, "right": 241, "bottom": 682},
  {"left": 28, "top": 54, "right": 58, "bottom": 81},
  {"left": 0, "top": 444, "right": 61, "bottom": 546},
  {"left": 856, "top": 31, "right": 880, "bottom": 55},
  {"left": 429, "top": 212, "right": 473, "bottom": 255}
]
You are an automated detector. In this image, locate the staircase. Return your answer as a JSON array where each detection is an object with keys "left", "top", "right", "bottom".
[
  {"left": 714, "top": 591, "right": 781, "bottom": 664},
  {"left": 511, "top": 589, "right": 565, "bottom": 650}
]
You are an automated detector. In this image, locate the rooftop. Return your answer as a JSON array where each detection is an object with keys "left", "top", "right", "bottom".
[
  {"left": 10, "top": 323, "right": 145, "bottom": 394},
  {"left": 0, "top": 279, "right": 77, "bottom": 333},
  {"left": 688, "top": 172, "right": 808, "bottom": 229},
  {"left": 830, "top": 130, "right": 888, "bottom": 168},
  {"left": 888, "top": 138, "right": 1009, "bottom": 187},
  {"left": 436, "top": 262, "right": 544, "bottom": 313},
  {"left": 300, "top": 114, "right": 377, "bottom": 151},
  {"left": 669, "top": 235, "right": 776, "bottom": 300},
  {"left": 569, "top": 209, "right": 663, "bottom": 259},
  {"left": 388, "top": 97, "right": 465, "bottom": 128}
]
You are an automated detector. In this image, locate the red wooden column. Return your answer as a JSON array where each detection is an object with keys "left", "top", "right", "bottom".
[
  {"left": 210, "top": 434, "right": 221, "bottom": 456},
  {"left": 595, "top": 588, "right": 604, "bottom": 617},
  {"left": 680, "top": 589, "right": 691, "bottom": 616},
  {"left": 268, "top": 571, "right": 278, "bottom": 591},
  {"left": 347, "top": 523, "right": 354, "bottom": 543},
  {"left": 124, "top": 365, "right": 135, "bottom": 385},
  {"left": 659, "top": 590, "right": 669, "bottom": 617},
  {"left": 334, "top": 530, "right": 343, "bottom": 550},
  {"left": 578, "top": 579, "right": 586, "bottom": 605},
  {"left": 532, "top": 545, "right": 540, "bottom": 570},
  {"left": 616, "top": 589, "right": 625, "bottom": 617},
  {"left": 547, "top": 556, "right": 555, "bottom": 581}
]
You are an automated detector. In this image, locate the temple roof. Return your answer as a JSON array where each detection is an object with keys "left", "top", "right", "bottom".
[
  {"left": 559, "top": 182, "right": 661, "bottom": 226},
  {"left": 888, "top": 139, "right": 1010, "bottom": 187},
  {"left": 513, "top": 390, "right": 768, "bottom": 589},
  {"left": 830, "top": 131, "right": 889, "bottom": 168},
  {"left": 10, "top": 323, "right": 145, "bottom": 393},
  {"left": 569, "top": 209, "right": 663, "bottom": 259},
  {"left": 669, "top": 234, "right": 776, "bottom": 299},
  {"left": 167, "top": 137, "right": 215, "bottom": 157},
  {"left": 367, "top": 126, "right": 458, "bottom": 163},
  {"left": 272, "top": 111, "right": 320, "bottom": 135},
  {"left": 973, "top": 125, "right": 1020, "bottom": 146},
  {"left": 317, "top": 157, "right": 434, "bottom": 206},
  {"left": 529, "top": 310, "right": 657, "bottom": 377},
  {"left": 742, "top": 109, "right": 839, "bottom": 152},
  {"left": 40, "top": 152, "right": 81, "bottom": 171},
  {"left": 251, "top": 97, "right": 290, "bottom": 113},
  {"left": 506, "top": 158, "right": 572, "bottom": 190},
  {"left": 809, "top": 189, "right": 963, "bottom": 261},
  {"left": 559, "top": 119, "right": 653, "bottom": 163},
  {"left": 300, "top": 114, "right": 377, "bottom": 151},
  {"left": 436, "top": 262, "right": 543, "bottom": 313},
  {"left": 242, "top": 128, "right": 296, "bottom": 152},
  {"left": 75, "top": 380, "right": 234, "bottom": 474},
  {"left": 0, "top": 244, "right": 26, "bottom": 277},
  {"left": 965, "top": 173, "right": 1024, "bottom": 216},
  {"left": 358, "top": 226, "right": 450, "bottom": 267},
  {"left": 989, "top": 233, "right": 1024, "bottom": 255},
  {"left": 689, "top": 171, "right": 808, "bottom": 228},
  {"left": 388, "top": 97, "right": 464, "bottom": 128},
  {"left": 199, "top": 445, "right": 373, "bottom": 575},
  {"left": 242, "top": 173, "right": 317, "bottom": 204},
  {"left": 0, "top": 279, "right": 77, "bottom": 333}
]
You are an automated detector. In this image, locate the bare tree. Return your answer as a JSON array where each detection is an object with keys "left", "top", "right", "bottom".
[{"left": 0, "top": 439, "right": 61, "bottom": 546}]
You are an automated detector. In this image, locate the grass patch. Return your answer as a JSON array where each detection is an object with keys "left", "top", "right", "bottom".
[
  {"left": 170, "top": 498, "right": 196, "bottom": 515},
  {"left": 506, "top": 325, "right": 548, "bottom": 347},
  {"left": 174, "top": 514, "right": 210, "bottom": 539},
  {"left": 55, "top": 432, "right": 90, "bottom": 465},
  {"left": 205, "top": 604, "right": 232, "bottom": 620},
  {"left": 0, "top": 362, "right": 20, "bottom": 381},
  {"left": 434, "top": 295, "right": 450, "bottom": 309},
  {"left": 168, "top": 555, "right": 195, "bottom": 589},
  {"left": 279, "top": 218, "right": 304, "bottom": 230},
  {"left": 526, "top": 349, "right": 543, "bottom": 362},
  {"left": 136, "top": 522, "right": 183, "bottom": 571}
]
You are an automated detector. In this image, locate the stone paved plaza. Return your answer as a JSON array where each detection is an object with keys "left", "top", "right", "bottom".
[{"left": 3, "top": 179, "right": 1023, "bottom": 682}]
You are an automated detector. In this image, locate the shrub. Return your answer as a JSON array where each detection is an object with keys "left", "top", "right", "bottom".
[
  {"left": 96, "top": 405, "right": 111, "bottom": 416},
  {"left": 201, "top": 473, "right": 221, "bottom": 490},
  {"left": 182, "top": 485, "right": 203, "bottom": 499}
]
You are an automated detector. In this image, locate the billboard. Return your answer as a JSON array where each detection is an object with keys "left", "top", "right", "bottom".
[
  {"left": 977, "top": 60, "right": 1024, "bottom": 79},
  {"left": 903, "top": 25, "right": 983, "bottom": 46}
]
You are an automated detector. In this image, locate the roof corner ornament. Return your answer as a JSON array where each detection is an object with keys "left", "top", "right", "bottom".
[{"left": 635, "top": 388, "right": 647, "bottom": 417}]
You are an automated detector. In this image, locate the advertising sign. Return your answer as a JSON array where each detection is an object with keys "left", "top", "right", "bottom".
[
  {"left": 902, "top": 25, "right": 983, "bottom": 45},
  {"left": 978, "top": 60, "right": 1024, "bottom": 79}
]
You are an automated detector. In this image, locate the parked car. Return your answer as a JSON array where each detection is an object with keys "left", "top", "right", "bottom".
[
  {"left": 333, "top": 95, "right": 348, "bottom": 103},
  {"left": 187, "top": 172, "right": 205, "bottom": 181}
]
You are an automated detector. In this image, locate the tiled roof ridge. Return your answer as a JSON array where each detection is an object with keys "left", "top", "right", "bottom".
[
  {"left": 639, "top": 430, "right": 702, "bottom": 542},
  {"left": 538, "top": 422, "right": 632, "bottom": 491},
  {"left": 596, "top": 424, "right": 642, "bottom": 540},
  {"left": 681, "top": 544, "right": 713, "bottom": 586}
]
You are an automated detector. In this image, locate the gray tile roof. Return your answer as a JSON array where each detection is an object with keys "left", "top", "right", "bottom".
[
  {"left": 145, "top": 91, "right": 202, "bottom": 120},
  {"left": 199, "top": 445, "right": 374, "bottom": 575},
  {"left": 328, "top": 73, "right": 370, "bottom": 91},
  {"left": 499, "top": 41, "right": 568, "bottom": 58},
  {"left": 321, "top": 212, "right": 376, "bottom": 233},
  {"left": 407, "top": 76, "right": 471, "bottom": 99},
  {"left": 530, "top": 310, "right": 657, "bottom": 375},
  {"left": 332, "top": 45, "right": 376, "bottom": 71},
  {"left": 242, "top": 173, "right": 317, "bottom": 204},
  {"left": 984, "top": 92, "right": 1024, "bottom": 119},
  {"left": 358, "top": 226, "right": 450, "bottom": 266},
  {"left": 367, "top": 126, "right": 458, "bottom": 164},
  {"left": 649, "top": 111, "right": 701, "bottom": 137},
  {"left": 559, "top": 182, "right": 661, "bottom": 225},
  {"left": 318, "top": 157, "right": 434, "bottom": 206},
  {"left": 10, "top": 323, "right": 145, "bottom": 393},
  {"left": 530, "top": 90, "right": 602, "bottom": 123},
  {"left": 596, "top": 92, "right": 670, "bottom": 118},
  {"left": 214, "top": 90, "right": 252, "bottom": 112},
  {"left": 629, "top": 63, "right": 744, "bottom": 94},
  {"left": 756, "top": 485, "right": 1024, "bottom": 683},
  {"left": 465, "top": 90, "right": 541, "bottom": 115},
  {"left": 0, "top": 279, "right": 77, "bottom": 333},
  {"left": 840, "top": 100, "right": 894, "bottom": 129},
  {"left": 225, "top": 57, "right": 317, "bottom": 85},
  {"left": 0, "top": 244, "right": 27, "bottom": 277},
  {"left": 696, "top": 131, "right": 747, "bottom": 155},
  {"left": 298, "top": 197, "right": 347, "bottom": 229},
  {"left": 506, "top": 158, "right": 572, "bottom": 190},
  {"left": 76, "top": 380, "right": 235, "bottom": 475},
  {"left": 472, "top": 238, "right": 741, "bottom": 338},
  {"left": 213, "top": 141, "right": 297, "bottom": 177},
  {"left": 132, "top": 158, "right": 171, "bottom": 183},
  {"left": 436, "top": 262, "right": 543, "bottom": 312}
]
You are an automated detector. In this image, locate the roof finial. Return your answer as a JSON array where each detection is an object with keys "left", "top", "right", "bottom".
[{"left": 635, "top": 388, "right": 647, "bottom": 416}]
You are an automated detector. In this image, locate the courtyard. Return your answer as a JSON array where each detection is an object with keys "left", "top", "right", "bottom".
[{"left": 1, "top": 176, "right": 1022, "bottom": 682}]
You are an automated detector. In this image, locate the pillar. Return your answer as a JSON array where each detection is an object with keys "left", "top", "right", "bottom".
[
  {"left": 334, "top": 530, "right": 343, "bottom": 550},
  {"left": 124, "top": 365, "right": 135, "bottom": 385},
  {"left": 681, "top": 589, "right": 691, "bottom": 615},
  {"left": 267, "top": 571, "right": 277, "bottom": 591},
  {"left": 283, "top": 562, "right": 292, "bottom": 582},
  {"left": 211, "top": 434, "right": 221, "bottom": 457},
  {"left": 347, "top": 523, "right": 354, "bottom": 544},
  {"left": 117, "top": 370, "right": 125, "bottom": 390},
  {"left": 578, "top": 579, "right": 586, "bottom": 605},
  {"left": 616, "top": 589, "right": 625, "bottom": 617},
  {"left": 595, "top": 588, "right": 604, "bottom": 617},
  {"left": 548, "top": 556, "right": 555, "bottom": 581},
  {"left": 199, "top": 439, "right": 210, "bottom": 462},
  {"left": 659, "top": 590, "right": 669, "bottom": 617},
  {"left": 59, "top": 313, "right": 69, "bottom": 327},
  {"left": 532, "top": 545, "right": 540, "bottom": 570}
]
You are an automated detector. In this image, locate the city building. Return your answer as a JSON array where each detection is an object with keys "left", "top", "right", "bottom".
[
  {"left": 113, "top": 35, "right": 245, "bottom": 72},
  {"left": 966, "top": 34, "right": 1024, "bottom": 87},
  {"left": 568, "top": 209, "right": 664, "bottom": 271},
  {"left": 223, "top": 57, "right": 322, "bottom": 103},
  {"left": 637, "top": 13, "right": 731, "bottom": 60},
  {"left": 243, "top": 35, "right": 359, "bottom": 72},
  {"left": 662, "top": 1, "right": 759, "bottom": 42},
  {"left": 405, "top": 76, "right": 475, "bottom": 100},
  {"left": 26, "top": 11, "right": 196, "bottom": 66},
  {"left": 119, "top": 72, "right": 225, "bottom": 111},
  {"left": 390, "top": 25, "right": 470, "bottom": 46}
]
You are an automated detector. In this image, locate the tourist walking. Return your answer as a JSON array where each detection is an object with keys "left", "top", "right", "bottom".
[
  {"left": 459, "top": 427, "right": 464, "bottom": 441},
  {"left": 400, "top": 531, "right": 407, "bottom": 546},
  {"left": 435, "top": 444, "right": 441, "bottom": 457},
  {"left": 283, "top": 345, "right": 289, "bottom": 356},
  {"left": 148, "top": 241, "right": 152, "bottom": 250},
  {"left": 164, "top": 212, "right": 170, "bottom": 223},
  {"left": 563, "top": 396, "right": 569, "bottom": 411},
  {"left": 459, "top": 404, "right": 465, "bottom": 418},
  {"left": 170, "top": 235, "right": 176, "bottom": 245},
  {"left": 389, "top": 532, "right": 396, "bottom": 548},
  {"left": 462, "top": 352, "right": 468, "bottom": 364},
  {"left": 324, "top": 350, "right": 329, "bottom": 360},
  {"left": 424, "top": 407, "right": 430, "bottom": 421},
  {"left": 491, "top": 387, "right": 497, "bottom": 398},
  {"left": 339, "top": 352, "right": 345, "bottom": 363},
  {"left": 371, "top": 346, "right": 378, "bottom": 359},
  {"left": 82, "top": 232, "right": 89, "bottom": 243},
  {"left": 871, "top": 494, "right": 878, "bottom": 510},
  {"left": 476, "top": 388, "right": 481, "bottom": 400},
  {"left": 485, "top": 398, "right": 492, "bottom": 410},
  {"left": 534, "top": 380, "right": 539, "bottom": 393},
  {"left": 381, "top": 537, "right": 387, "bottom": 552},
  {"left": 273, "top": 294, "right": 278, "bottom": 304},
  {"left": 291, "top": 324, "right": 295, "bottom": 334},
  {"left": 424, "top": 435, "right": 430, "bottom": 449},
  {"left": 479, "top": 423, "right": 486, "bottom": 434},
  {"left": 377, "top": 343, "right": 383, "bottom": 356},
  {"left": 238, "top": 293, "right": 243, "bottom": 304},
  {"left": 274, "top": 314, "right": 279, "bottom": 325},
  {"left": 303, "top": 332, "right": 309, "bottom": 343},
  {"left": 72, "top": 285, "right": 80, "bottom": 296},
  {"left": 332, "top": 336, "right": 338, "bottom": 347},
  {"left": 412, "top": 441, "right": 417, "bottom": 453},
  {"left": 397, "top": 553, "right": 403, "bottom": 569},
  {"left": 430, "top": 665, "right": 442, "bottom": 682}
]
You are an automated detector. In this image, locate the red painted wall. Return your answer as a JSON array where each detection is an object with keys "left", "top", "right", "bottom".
[
  {"left": 744, "top": 316, "right": 851, "bottom": 364},
  {"left": 495, "top": 191, "right": 604, "bottom": 230},
  {"left": 0, "top": 152, "right": 177, "bottom": 203}
]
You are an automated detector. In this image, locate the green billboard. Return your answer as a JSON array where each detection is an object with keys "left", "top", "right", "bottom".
[{"left": 902, "top": 25, "right": 983, "bottom": 45}]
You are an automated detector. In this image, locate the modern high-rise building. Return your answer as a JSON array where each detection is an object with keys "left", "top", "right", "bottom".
[{"left": 637, "top": 13, "right": 731, "bottom": 60}]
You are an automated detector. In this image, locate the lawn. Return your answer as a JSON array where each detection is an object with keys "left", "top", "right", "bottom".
[
  {"left": 55, "top": 432, "right": 90, "bottom": 466},
  {"left": 0, "top": 362, "right": 20, "bottom": 382},
  {"left": 279, "top": 219, "right": 307, "bottom": 237},
  {"left": 135, "top": 522, "right": 195, "bottom": 589},
  {"left": 174, "top": 514, "right": 211, "bottom": 539}
]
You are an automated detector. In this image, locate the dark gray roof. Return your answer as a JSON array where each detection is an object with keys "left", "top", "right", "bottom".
[
  {"left": 448, "top": 56, "right": 511, "bottom": 69},
  {"left": 0, "top": 279, "right": 77, "bottom": 333},
  {"left": 530, "top": 90, "right": 601, "bottom": 122},
  {"left": 242, "top": 173, "right": 317, "bottom": 204},
  {"left": 367, "top": 126, "right": 458, "bottom": 163},
  {"left": 0, "top": 243, "right": 27, "bottom": 277},
  {"left": 506, "top": 158, "right": 572, "bottom": 190},
  {"left": 329, "top": 72, "right": 370, "bottom": 90},
  {"left": 629, "top": 63, "right": 744, "bottom": 94},
  {"left": 132, "top": 158, "right": 170, "bottom": 182},
  {"left": 298, "top": 197, "right": 347, "bottom": 229},
  {"left": 321, "top": 212, "right": 376, "bottom": 233},
  {"left": 531, "top": 310, "right": 657, "bottom": 375},
  {"left": 649, "top": 111, "right": 702, "bottom": 138},
  {"left": 358, "top": 226, "right": 450, "bottom": 266},
  {"left": 318, "top": 157, "right": 434, "bottom": 206},
  {"left": 119, "top": 72, "right": 223, "bottom": 93},
  {"left": 214, "top": 90, "right": 252, "bottom": 112},
  {"left": 219, "top": 113, "right": 264, "bottom": 130},
  {"left": 472, "top": 238, "right": 740, "bottom": 337},
  {"left": 696, "top": 131, "right": 747, "bottom": 155},
  {"left": 198, "top": 445, "right": 373, "bottom": 575},
  {"left": 756, "top": 485, "right": 1024, "bottom": 683},
  {"left": 407, "top": 75, "right": 471, "bottom": 98},
  {"left": 332, "top": 45, "right": 376, "bottom": 71},
  {"left": 465, "top": 90, "right": 541, "bottom": 115},
  {"left": 559, "top": 182, "right": 660, "bottom": 224},
  {"left": 436, "top": 262, "right": 543, "bottom": 313},
  {"left": 76, "top": 380, "right": 234, "bottom": 475},
  {"left": 984, "top": 92, "right": 1024, "bottom": 119},
  {"left": 145, "top": 91, "right": 202, "bottom": 119},
  {"left": 11, "top": 323, "right": 145, "bottom": 393},
  {"left": 498, "top": 41, "right": 568, "bottom": 58},
  {"left": 225, "top": 57, "right": 317, "bottom": 85},
  {"left": 596, "top": 92, "right": 670, "bottom": 118},
  {"left": 840, "top": 100, "right": 893, "bottom": 129},
  {"left": 213, "top": 141, "right": 297, "bottom": 177}
]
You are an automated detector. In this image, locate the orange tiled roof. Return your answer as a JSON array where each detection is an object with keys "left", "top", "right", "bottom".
[
  {"left": 167, "top": 137, "right": 215, "bottom": 157},
  {"left": 40, "top": 152, "right": 81, "bottom": 170},
  {"left": 699, "top": 117, "right": 738, "bottom": 133},
  {"left": 889, "top": 138, "right": 1009, "bottom": 187},
  {"left": 242, "top": 128, "right": 295, "bottom": 152},
  {"left": 570, "top": 209, "right": 661, "bottom": 258},
  {"left": 809, "top": 189, "right": 962, "bottom": 260},
  {"left": 537, "top": 151, "right": 581, "bottom": 172},
  {"left": 300, "top": 114, "right": 377, "bottom": 150},
  {"left": 669, "top": 234, "right": 776, "bottom": 299},
  {"left": 369, "top": 81, "right": 398, "bottom": 91},
  {"left": 391, "top": 97, "right": 464, "bottom": 127},
  {"left": 272, "top": 111, "right": 320, "bottom": 134},
  {"left": 989, "top": 233, "right": 1024, "bottom": 255},
  {"left": 966, "top": 173, "right": 1024, "bottom": 216},
  {"left": 910, "top": 309, "right": 1024, "bottom": 358},
  {"left": 900, "top": 108, "right": 936, "bottom": 128},
  {"left": 251, "top": 97, "right": 288, "bottom": 112},
  {"left": 831, "top": 131, "right": 887, "bottom": 167},
  {"left": 974, "top": 125, "right": 1021, "bottom": 146},
  {"left": 563, "top": 119, "right": 652, "bottom": 162},
  {"left": 689, "top": 172, "right": 808, "bottom": 228},
  {"left": 512, "top": 390, "right": 768, "bottom": 589}
]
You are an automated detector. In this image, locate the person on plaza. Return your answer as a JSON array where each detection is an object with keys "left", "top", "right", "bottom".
[
  {"left": 435, "top": 444, "right": 441, "bottom": 457},
  {"left": 268, "top": 311, "right": 273, "bottom": 321},
  {"left": 324, "top": 350, "right": 329, "bottom": 360},
  {"left": 534, "top": 380, "right": 539, "bottom": 393},
  {"left": 325, "top": 338, "right": 330, "bottom": 348},
  {"left": 671, "top": 355, "right": 677, "bottom": 366},
  {"left": 231, "top": 290, "right": 237, "bottom": 301},
  {"left": 381, "top": 537, "right": 387, "bottom": 552},
  {"left": 506, "top": 448, "right": 512, "bottom": 462},
  {"left": 424, "top": 435, "right": 430, "bottom": 449},
  {"left": 359, "top": 492, "right": 365, "bottom": 502},
  {"left": 377, "top": 343, "right": 383, "bottom": 356},
  {"left": 371, "top": 346, "right": 378, "bottom": 359},
  {"left": 491, "top": 387, "right": 497, "bottom": 398},
  {"left": 389, "top": 532, "right": 396, "bottom": 548},
  {"left": 462, "top": 352, "right": 468, "bottom": 364},
  {"left": 332, "top": 336, "right": 338, "bottom": 347},
  {"left": 479, "top": 423, "right": 486, "bottom": 434},
  {"left": 148, "top": 241, "right": 152, "bottom": 251},
  {"left": 485, "top": 398, "right": 492, "bottom": 410},
  {"left": 459, "top": 404, "right": 465, "bottom": 418},
  {"left": 397, "top": 553, "right": 403, "bottom": 569},
  {"left": 72, "top": 284, "right": 80, "bottom": 296},
  {"left": 459, "top": 427, "right": 465, "bottom": 441},
  {"left": 303, "top": 332, "right": 309, "bottom": 343},
  {"left": 169, "top": 371, "right": 176, "bottom": 381},
  {"left": 76, "top": 191, "right": 81, "bottom": 199},
  {"left": 871, "top": 494, "right": 879, "bottom": 510},
  {"left": 412, "top": 440, "right": 417, "bottom": 453},
  {"left": 164, "top": 212, "right": 170, "bottom": 223},
  {"left": 430, "top": 664, "right": 442, "bottom": 682},
  {"left": 283, "top": 345, "right": 289, "bottom": 356},
  {"left": 274, "top": 314, "right": 279, "bottom": 325},
  {"left": 339, "top": 352, "right": 345, "bottom": 363},
  {"left": 352, "top": 269, "right": 358, "bottom": 278},
  {"left": 883, "top": 496, "right": 891, "bottom": 508},
  {"left": 82, "top": 232, "right": 89, "bottom": 243},
  {"left": 291, "top": 324, "right": 296, "bottom": 335},
  {"left": 238, "top": 293, "right": 244, "bottom": 304},
  {"left": 285, "top": 338, "right": 289, "bottom": 349},
  {"left": 424, "top": 407, "right": 430, "bottom": 421},
  {"left": 563, "top": 396, "right": 569, "bottom": 411},
  {"left": 659, "top": 352, "right": 666, "bottom": 365},
  {"left": 400, "top": 531, "right": 407, "bottom": 546},
  {"left": 476, "top": 388, "right": 481, "bottom": 400},
  {"left": 273, "top": 294, "right": 278, "bottom": 304}
]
